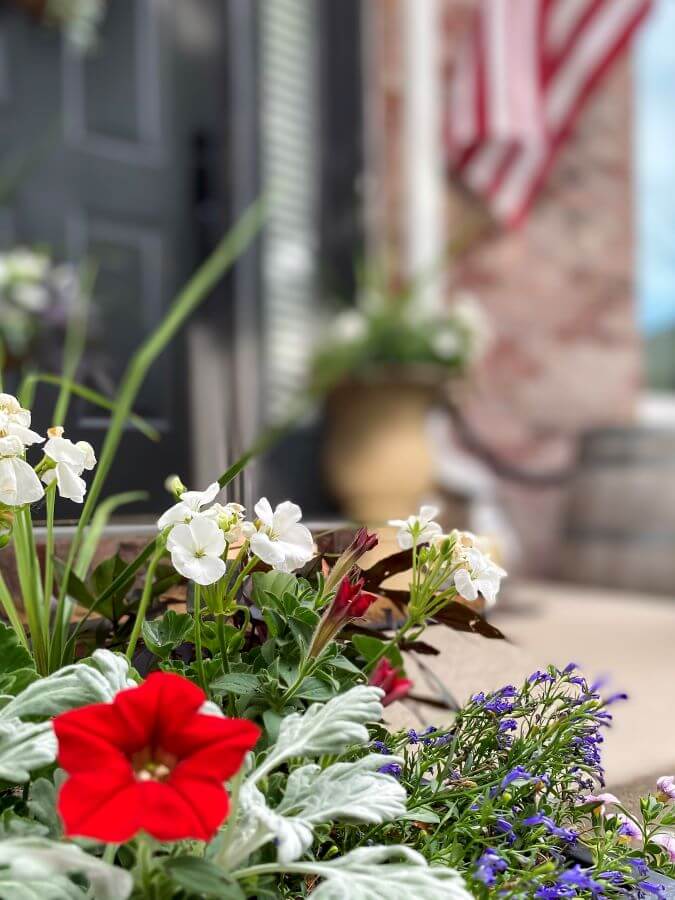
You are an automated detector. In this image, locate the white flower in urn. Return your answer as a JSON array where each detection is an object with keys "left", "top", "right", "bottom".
[
  {"left": 0, "top": 435, "right": 44, "bottom": 507},
  {"left": 41, "top": 427, "right": 97, "bottom": 503},
  {"left": 0, "top": 393, "right": 44, "bottom": 448},
  {"left": 167, "top": 516, "right": 227, "bottom": 586},
  {"left": 450, "top": 530, "right": 506, "bottom": 608},
  {"left": 389, "top": 505, "right": 443, "bottom": 550},
  {"left": 243, "top": 498, "right": 314, "bottom": 573}
]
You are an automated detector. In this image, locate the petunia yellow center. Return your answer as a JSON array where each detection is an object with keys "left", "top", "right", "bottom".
[{"left": 131, "top": 747, "right": 177, "bottom": 783}]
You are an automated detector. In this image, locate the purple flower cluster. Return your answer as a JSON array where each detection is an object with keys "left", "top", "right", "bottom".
[
  {"left": 474, "top": 848, "right": 507, "bottom": 886},
  {"left": 522, "top": 813, "right": 578, "bottom": 844}
]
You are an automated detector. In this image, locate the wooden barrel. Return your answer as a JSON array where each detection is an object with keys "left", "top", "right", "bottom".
[{"left": 560, "top": 427, "right": 675, "bottom": 595}]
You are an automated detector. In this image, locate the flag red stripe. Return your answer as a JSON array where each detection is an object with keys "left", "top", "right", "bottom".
[{"left": 446, "top": 0, "right": 652, "bottom": 227}]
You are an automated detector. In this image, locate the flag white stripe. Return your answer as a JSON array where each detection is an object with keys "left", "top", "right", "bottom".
[
  {"left": 493, "top": 0, "right": 648, "bottom": 222},
  {"left": 484, "top": 0, "right": 510, "bottom": 137},
  {"left": 464, "top": 141, "right": 511, "bottom": 192},
  {"left": 451, "top": 37, "right": 478, "bottom": 145},
  {"left": 547, "top": 0, "right": 647, "bottom": 128},
  {"left": 447, "top": 0, "right": 650, "bottom": 225},
  {"left": 546, "top": 0, "right": 595, "bottom": 53}
]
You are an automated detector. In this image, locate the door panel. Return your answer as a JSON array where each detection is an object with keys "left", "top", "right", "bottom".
[{"left": 0, "top": 0, "right": 232, "bottom": 511}]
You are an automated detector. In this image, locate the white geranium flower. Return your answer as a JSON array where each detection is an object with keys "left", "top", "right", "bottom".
[
  {"left": 157, "top": 481, "right": 220, "bottom": 530},
  {"left": 389, "top": 505, "right": 443, "bottom": 550},
  {"left": 167, "top": 516, "right": 226, "bottom": 586},
  {"left": 203, "top": 502, "right": 246, "bottom": 543},
  {"left": 244, "top": 498, "right": 314, "bottom": 573},
  {"left": 0, "top": 436, "right": 44, "bottom": 507},
  {"left": 41, "top": 428, "right": 96, "bottom": 504},
  {"left": 0, "top": 394, "right": 43, "bottom": 447},
  {"left": 452, "top": 546, "right": 506, "bottom": 608}
]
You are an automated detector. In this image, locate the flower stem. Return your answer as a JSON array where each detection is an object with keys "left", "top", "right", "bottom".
[
  {"left": 363, "top": 618, "right": 414, "bottom": 676},
  {"left": 42, "top": 483, "right": 56, "bottom": 634},
  {"left": 135, "top": 836, "right": 155, "bottom": 897},
  {"left": 193, "top": 584, "right": 208, "bottom": 694},
  {"left": 126, "top": 547, "right": 163, "bottom": 662},
  {"left": 225, "top": 556, "right": 256, "bottom": 608}
]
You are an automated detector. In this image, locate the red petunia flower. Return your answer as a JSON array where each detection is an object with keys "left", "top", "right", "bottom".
[
  {"left": 369, "top": 658, "right": 413, "bottom": 707},
  {"left": 53, "top": 671, "right": 260, "bottom": 843}
]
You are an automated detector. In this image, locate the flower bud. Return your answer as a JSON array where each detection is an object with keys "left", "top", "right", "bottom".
[
  {"left": 323, "top": 526, "right": 379, "bottom": 592},
  {"left": 164, "top": 474, "right": 187, "bottom": 499}
]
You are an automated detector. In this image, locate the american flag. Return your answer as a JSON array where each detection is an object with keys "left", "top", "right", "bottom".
[{"left": 446, "top": 0, "right": 652, "bottom": 227}]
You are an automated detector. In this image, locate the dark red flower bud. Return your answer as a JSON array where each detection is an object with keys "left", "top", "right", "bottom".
[
  {"left": 349, "top": 589, "right": 378, "bottom": 618},
  {"left": 332, "top": 576, "right": 366, "bottom": 616},
  {"left": 350, "top": 526, "right": 379, "bottom": 555},
  {"left": 369, "top": 658, "right": 413, "bottom": 707}
]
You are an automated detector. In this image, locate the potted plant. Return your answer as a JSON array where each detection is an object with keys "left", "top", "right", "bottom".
[
  {"left": 312, "top": 285, "right": 490, "bottom": 522},
  {"left": 0, "top": 206, "right": 669, "bottom": 897}
]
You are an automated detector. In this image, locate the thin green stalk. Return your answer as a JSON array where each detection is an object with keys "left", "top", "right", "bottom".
[
  {"left": 53, "top": 260, "right": 96, "bottom": 427},
  {"left": 52, "top": 200, "right": 265, "bottom": 669},
  {"left": 19, "top": 374, "right": 160, "bottom": 441},
  {"left": 0, "top": 570, "right": 28, "bottom": 648},
  {"left": 75, "top": 490, "right": 148, "bottom": 579},
  {"left": 363, "top": 618, "right": 415, "bottom": 676},
  {"left": 13, "top": 508, "right": 46, "bottom": 672},
  {"left": 193, "top": 584, "right": 207, "bottom": 693},
  {"left": 126, "top": 547, "right": 164, "bottom": 662},
  {"left": 42, "top": 484, "right": 56, "bottom": 632},
  {"left": 224, "top": 557, "right": 257, "bottom": 609}
]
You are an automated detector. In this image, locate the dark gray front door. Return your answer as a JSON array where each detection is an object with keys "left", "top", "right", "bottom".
[{"left": 0, "top": 0, "right": 232, "bottom": 510}]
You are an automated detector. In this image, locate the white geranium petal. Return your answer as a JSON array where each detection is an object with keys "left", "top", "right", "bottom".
[
  {"left": 181, "top": 481, "right": 220, "bottom": 512},
  {"left": 44, "top": 436, "right": 86, "bottom": 468},
  {"left": 250, "top": 532, "right": 286, "bottom": 568},
  {"left": 189, "top": 515, "right": 226, "bottom": 557},
  {"left": 172, "top": 551, "right": 226, "bottom": 586},
  {"left": 157, "top": 503, "right": 192, "bottom": 530},
  {"left": 254, "top": 497, "right": 275, "bottom": 528},
  {"left": 0, "top": 457, "right": 44, "bottom": 506},
  {"left": 167, "top": 523, "right": 196, "bottom": 554},
  {"left": 8, "top": 423, "right": 44, "bottom": 446},
  {"left": 55, "top": 463, "right": 87, "bottom": 504},
  {"left": 273, "top": 500, "right": 303, "bottom": 531}
]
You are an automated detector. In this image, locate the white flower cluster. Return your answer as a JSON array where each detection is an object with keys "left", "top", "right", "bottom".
[
  {"left": 157, "top": 486, "right": 314, "bottom": 587},
  {"left": 390, "top": 505, "right": 506, "bottom": 608},
  {"left": 0, "top": 250, "right": 82, "bottom": 360},
  {"left": 0, "top": 394, "right": 96, "bottom": 508}
]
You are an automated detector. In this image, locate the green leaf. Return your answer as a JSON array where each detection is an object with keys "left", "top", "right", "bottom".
[
  {"left": 27, "top": 777, "right": 63, "bottom": 838},
  {"left": 163, "top": 857, "right": 245, "bottom": 899},
  {"left": 351, "top": 634, "right": 387, "bottom": 664},
  {"left": 399, "top": 806, "right": 441, "bottom": 824},
  {"left": 262, "top": 708, "right": 283, "bottom": 743},
  {"left": 141, "top": 611, "right": 193, "bottom": 659},
  {"left": 295, "top": 676, "right": 336, "bottom": 702},
  {"left": 210, "top": 672, "right": 261, "bottom": 697},
  {"left": 251, "top": 572, "right": 300, "bottom": 609},
  {"left": 75, "top": 491, "right": 148, "bottom": 579},
  {"left": 52, "top": 562, "right": 96, "bottom": 612},
  {"left": 0, "top": 624, "right": 36, "bottom": 695}
]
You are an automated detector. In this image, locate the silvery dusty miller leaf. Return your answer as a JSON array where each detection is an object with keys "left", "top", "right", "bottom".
[
  {"left": 307, "top": 845, "right": 471, "bottom": 900},
  {"left": 0, "top": 838, "right": 132, "bottom": 900},
  {"left": 260, "top": 685, "right": 384, "bottom": 771},
  {"left": 0, "top": 650, "right": 134, "bottom": 720}
]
